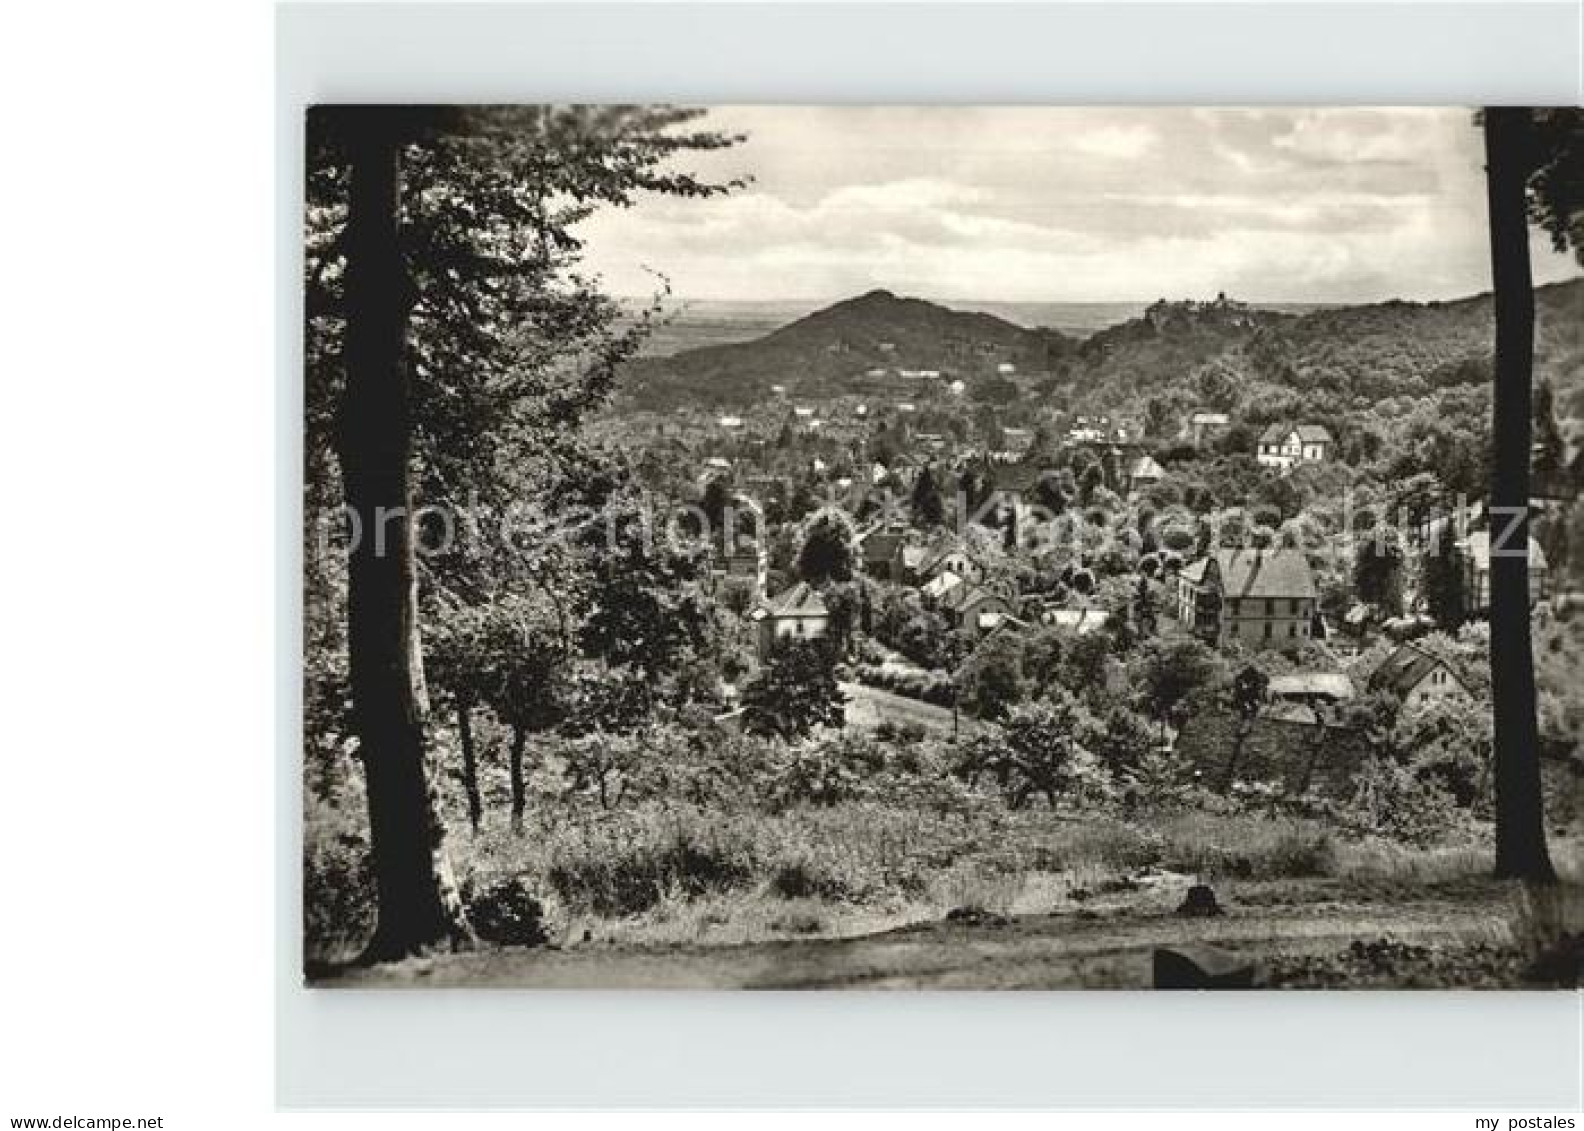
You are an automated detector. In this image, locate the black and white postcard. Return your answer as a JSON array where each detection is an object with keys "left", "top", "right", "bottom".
[{"left": 303, "top": 106, "right": 1582, "bottom": 989}]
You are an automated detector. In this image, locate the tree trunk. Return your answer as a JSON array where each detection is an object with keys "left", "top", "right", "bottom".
[
  {"left": 1295, "top": 721, "right": 1327, "bottom": 798},
  {"left": 1482, "top": 108, "right": 1556, "bottom": 883},
  {"left": 508, "top": 724, "right": 528, "bottom": 835},
  {"left": 337, "top": 114, "right": 474, "bottom": 961},
  {"left": 457, "top": 702, "right": 482, "bottom": 833},
  {"left": 1221, "top": 720, "right": 1253, "bottom": 794}
]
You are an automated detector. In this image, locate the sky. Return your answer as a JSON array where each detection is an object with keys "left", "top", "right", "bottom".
[{"left": 576, "top": 107, "right": 1581, "bottom": 306}]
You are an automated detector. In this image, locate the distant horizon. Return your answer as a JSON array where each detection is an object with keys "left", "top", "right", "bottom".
[
  {"left": 618, "top": 273, "right": 1582, "bottom": 314},
  {"left": 623, "top": 293, "right": 1337, "bottom": 308}
]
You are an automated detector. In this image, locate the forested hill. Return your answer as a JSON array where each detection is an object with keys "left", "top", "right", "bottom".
[
  {"left": 620, "top": 289, "right": 1077, "bottom": 407},
  {"left": 1054, "top": 278, "right": 1583, "bottom": 415},
  {"left": 1248, "top": 279, "right": 1584, "bottom": 407},
  {"left": 618, "top": 278, "right": 1584, "bottom": 414}
]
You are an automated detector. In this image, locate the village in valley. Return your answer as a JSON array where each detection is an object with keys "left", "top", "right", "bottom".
[{"left": 587, "top": 287, "right": 1570, "bottom": 798}]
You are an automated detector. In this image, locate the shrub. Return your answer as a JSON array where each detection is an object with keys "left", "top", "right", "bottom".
[
  {"left": 1347, "top": 756, "right": 1462, "bottom": 847},
  {"left": 853, "top": 637, "right": 891, "bottom": 666},
  {"left": 1121, "top": 744, "right": 1195, "bottom": 809},
  {"left": 956, "top": 695, "right": 1112, "bottom": 809},
  {"left": 544, "top": 811, "right": 763, "bottom": 916},
  {"left": 769, "top": 854, "right": 861, "bottom": 901},
  {"left": 853, "top": 663, "right": 955, "bottom": 707},
  {"left": 1154, "top": 813, "right": 1337, "bottom": 879},
  {"left": 766, "top": 735, "right": 887, "bottom": 810},
  {"left": 768, "top": 907, "right": 827, "bottom": 935},
  {"left": 303, "top": 827, "right": 375, "bottom": 965},
  {"left": 1262, "top": 824, "right": 1339, "bottom": 877},
  {"left": 464, "top": 874, "right": 553, "bottom": 947}
]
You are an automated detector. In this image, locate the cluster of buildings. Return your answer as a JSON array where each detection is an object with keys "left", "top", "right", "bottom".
[
  {"left": 749, "top": 526, "right": 1022, "bottom": 659},
  {"left": 695, "top": 382, "right": 1547, "bottom": 719},
  {"left": 745, "top": 484, "right": 1514, "bottom": 755}
]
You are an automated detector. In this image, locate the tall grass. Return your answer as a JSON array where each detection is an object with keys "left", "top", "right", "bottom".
[{"left": 308, "top": 792, "right": 1579, "bottom": 964}]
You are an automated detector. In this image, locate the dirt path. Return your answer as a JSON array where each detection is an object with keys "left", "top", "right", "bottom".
[{"left": 319, "top": 893, "right": 1517, "bottom": 989}]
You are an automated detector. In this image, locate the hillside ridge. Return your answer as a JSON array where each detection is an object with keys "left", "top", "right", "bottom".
[{"left": 619, "top": 277, "right": 1584, "bottom": 411}]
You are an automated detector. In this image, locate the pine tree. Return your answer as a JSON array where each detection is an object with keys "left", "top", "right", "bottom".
[
  {"left": 910, "top": 464, "right": 945, "bottom": 528},
  {"left": 1422, "top": 522, "right": 1467, "bottom": 631},
  {"left": 1534, "top": 379, "right": 1565, "bottom": 475},
  {"left": 797, "top": 510, "right": 856, "bottom": 585},
  {"left": 1354, "top": 528, "right": 1405, "bottom": 614},
  {"left": 1132, "top": 576, "right": 1159, "bottom": 639}
]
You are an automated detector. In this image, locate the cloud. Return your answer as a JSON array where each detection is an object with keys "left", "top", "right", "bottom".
[
  {"left": 1072, "top": 124, "right": 1159, "bottom": 160},
  {"left": 574, "top": 107, "right": 1581, "bottom": 303}
]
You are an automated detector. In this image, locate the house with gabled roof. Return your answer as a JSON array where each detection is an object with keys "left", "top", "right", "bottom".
[
  {"left": 749, "top": 582, "right": 830, "bottom": 660},
  {"left": 936, "top": 580, "right": 1017, "bottom": 638},
  {"left": 1366, "top": 641, "right": 1475, "bottom": 713},
  {"left": 918, "top": 541, "right": 982, "bottom": 585},
  {"left": 1256, "top": 423, "right": 1334, "bottom": 472},
  {"left": 1175, "top": 547, "right": 1319, "bottom": 648},
  {"left": 1126, "top": 454, "right": 1166, "bottom": 494},
  {"left": 922, "top": 568, "right": 966, "bottom": 601}
]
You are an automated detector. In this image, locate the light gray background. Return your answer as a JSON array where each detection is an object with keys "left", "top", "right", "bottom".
[{"left": 278, "top": 2, "right": 1584, "bottom": 1110}]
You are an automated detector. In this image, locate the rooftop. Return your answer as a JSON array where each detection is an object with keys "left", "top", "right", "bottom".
[
  {"left": 1366, "top": 641, "right": 1472, "bottom": 697},
  {"left": 1129, "top": 454, "right": 1166, "bottom": 480},
  {"left": 860, "top": 529, "right": 907, "bottom": 563},
  {"left": 752, "top": 581, "right": 829, "bottom": 621},
  {"left": 1041, "top": 607, "right": 1110, "bottom": 635},
  {"left": 1258, "top": 422, "right": 1335, "bottom": 445},
  {"left": 1209, "top": 547, "right": 1317, "bottom": 600},
  {"left": 1268, "top": 672, "right": 1355, "bottom": 700}
]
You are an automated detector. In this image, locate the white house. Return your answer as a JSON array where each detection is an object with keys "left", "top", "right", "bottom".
[
  {"left": 1126, "top": 454, "right": 1166, "bottom": 494},
  {"left": 1256, "top": 423, "right": 1334, "bottom": 472},
  {"left": 919, "top": 543, "right": 982, "bottom": 585},
  {"left": 750, "top": 582, "right": 830, "bottom": 660},
  {"left": 922, "top": 569, "right": 966, "bottom": 601}
]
